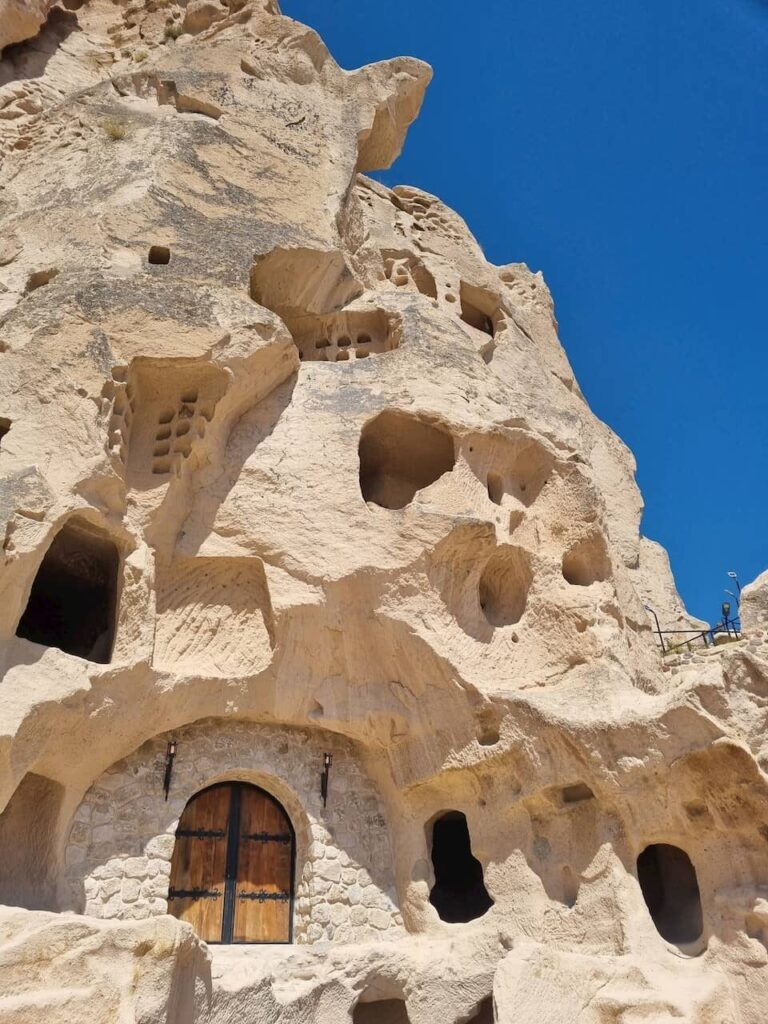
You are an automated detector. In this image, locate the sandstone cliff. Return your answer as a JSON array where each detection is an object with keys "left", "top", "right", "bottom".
[{"left": 1, "top": 3, "right": 767, "bottom": 1023}]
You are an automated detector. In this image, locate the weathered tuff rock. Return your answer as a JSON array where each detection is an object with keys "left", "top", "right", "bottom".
[
  {"left": 742, "top": 570, "right": 768, "bottom": 632},
  {"left": 0, "top": 0, "right": 55, "bottom": 51},
  {"left": 1, "top": 2, "right": 767, "bottom": 1023}
]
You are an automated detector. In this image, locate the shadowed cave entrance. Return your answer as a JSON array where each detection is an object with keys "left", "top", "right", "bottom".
[
  {"left": 637, "top": 843, "right": 703, "bottom": 945},
  {"left": 353, "top": 1000, "right": 411, "bottom": 1024},
  {"left": 15, "top": 520, "right": 120, "bottom": 663},
  {"left": 466, "top": 997, "right": 494, "bottom": 1023},
  {"left": 429, "top": 811, "right": 494, "bottom": 923},
  {"left": 359, "top": 410, "right": 455, "bottom": 509}
]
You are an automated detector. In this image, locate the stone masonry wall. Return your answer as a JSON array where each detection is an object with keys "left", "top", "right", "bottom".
[{"left": 64, "top": 719, "right": 403, "bottom": 944}]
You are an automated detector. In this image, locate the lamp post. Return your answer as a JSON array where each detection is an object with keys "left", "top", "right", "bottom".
[
  {"left": 721, "top": 601, "right": 731, "bottom": 637},
  {"left": 727, "top": 571, "right": 741, "bottom": 595},
  {"left": 644, "top": 605, "right": 665, "bottom": 653},
  {"left": 725, "top": 590, "right": 743, "bottom": 637}
]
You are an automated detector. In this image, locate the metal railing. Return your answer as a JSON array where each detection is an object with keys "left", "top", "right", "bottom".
[{"left": 651, "top": 619, "right": 742, "bottom": 655}]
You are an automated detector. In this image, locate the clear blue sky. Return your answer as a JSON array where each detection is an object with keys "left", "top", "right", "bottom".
[{"left": 283, "top": 0, "right": 767, "bottom": 624}]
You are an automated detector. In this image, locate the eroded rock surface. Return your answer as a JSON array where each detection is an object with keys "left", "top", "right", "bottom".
[
  {"left": 0, "top": 0, "right": 55, "bottom": 51},
  {"left": 1, "top": 3, "right": 767, "bottom": 1023}
]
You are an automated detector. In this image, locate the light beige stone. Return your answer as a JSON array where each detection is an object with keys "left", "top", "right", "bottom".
[
  {"left": 0, "top": 0, "right": 54, "bottom": 52},
  {"left": 741, "top": 569, "right": 768, "bottom": 632},
  {"left": 1, "top": 2, "right": 768, "bottom": 1023},
  {"left": 183, "top": 0, "right": 227, "bottom": 35}
]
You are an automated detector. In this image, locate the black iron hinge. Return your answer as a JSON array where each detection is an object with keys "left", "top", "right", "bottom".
[
  {"left": 168, "top": 888, "right": 222, "bottom": 901},
  {"left": 241, "top": 831, "right": 292, "bottom": 844},
  {"left": 237, "top": 890, "right": 290, "bottom": 902},
  {"left": 176, "top": 828, "right": 227, "bottom": 839}
]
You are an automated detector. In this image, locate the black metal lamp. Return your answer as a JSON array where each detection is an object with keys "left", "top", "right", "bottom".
[
  {"left": 320, "top": 752, "right": 333, "bottom": 807},
  {"left": 163, "top": 739, "right": 177, "bottom": 800},
  {"left": 721, "top": 602, "right": 731, "bottom": 632}
]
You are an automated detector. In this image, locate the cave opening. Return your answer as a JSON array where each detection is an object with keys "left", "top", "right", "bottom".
[
  {"left": 0, "top": 772, "right": 64, "bottom": 911},
  {"left": 352, "top": 1000, "right": 411, "bottom": 1024},
  {"left": 429, "top": 811, "right": 494, "bottom": 923},
  {"left": 15, "top": 520, "right": 120, "bottom": 663},
  {"left": 466, "top": 996, "right": 494, "bottom": 1023},
  {"left": 637, "top": 843, "right": 703, "bottom": 945},
  {"left": 148, "top": 245, "right": 171, "bottom": 265},
  {"left": 359, "top": 410, "right": 455, "bottom": 509},
  {"left": 459, "top": 282, "right": 497, "bottom": 337}
]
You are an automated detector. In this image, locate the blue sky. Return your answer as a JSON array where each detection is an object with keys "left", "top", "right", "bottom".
[{"left": 284, "top": 0, "right": 767, "bottom": 624}]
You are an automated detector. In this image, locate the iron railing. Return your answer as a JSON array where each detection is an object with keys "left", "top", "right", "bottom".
[{"left": 651, "top": 619, "right": 742, "bottom": 655}]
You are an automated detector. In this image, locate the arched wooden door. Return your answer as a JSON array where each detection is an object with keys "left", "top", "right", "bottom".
[{"left": 167, "top": 782, "right": 294, "bottom": 943}]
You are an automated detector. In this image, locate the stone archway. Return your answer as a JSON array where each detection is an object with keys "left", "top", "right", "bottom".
[
  {"left": 167, "top": 780, "right": 295, "bottom": 944},
  {"left": 64, "top": 720, "right": 402, "bottom": 945}
]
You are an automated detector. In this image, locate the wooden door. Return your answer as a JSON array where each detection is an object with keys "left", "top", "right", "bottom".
[
  {"left": 167, "top": 783, "right": 230, "bottom": 942},
  {"left": 233, "top": 785, "right": 293, "bottom": 942},
  {"left": 167, "top": 782, "right": 294, "bottom": 943}
]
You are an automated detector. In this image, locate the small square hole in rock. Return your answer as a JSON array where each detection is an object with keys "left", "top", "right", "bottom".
[{"left": 148, "top": 246, "right": 171, "bottom": 265}]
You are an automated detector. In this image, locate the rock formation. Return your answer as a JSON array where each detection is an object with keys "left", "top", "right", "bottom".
[{"left": 1, "top": 2, "right": 768, "bottom": 1022}]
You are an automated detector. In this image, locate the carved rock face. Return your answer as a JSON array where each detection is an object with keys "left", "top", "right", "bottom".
[
  {"left": 0, "top": 0, "right": 55, "bottom": 51},
  {"left": 0, "top": 3, "right": 766, "bottom": 1024}
]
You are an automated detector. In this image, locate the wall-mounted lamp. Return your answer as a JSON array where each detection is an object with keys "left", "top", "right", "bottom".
[
  {"left": 163, "top": 739, "right": 177, "bottom": 801},
  {"left": 320, "top": 752, "right": 333, "bottom": 808},
  {"left": 721, "top": 602, "right": 731, "bottom": 629}
]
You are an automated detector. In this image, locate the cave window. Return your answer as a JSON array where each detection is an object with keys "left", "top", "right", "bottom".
[
  {"left": 637, "top": 843, "right": 703, "bottom": 945},
  {"left": 359, "top": 410, "right": 455, "bottom": 510},
  {"left": 429, "top": 811, "right": 494, "bottom": 923},
  {"left": 353, "top": 1000, "right": 411, "bottom": 1024},
  {"left": 478, "top": 545, "right": 532, "bottom": 627},
  {"left": 561, "top": 534, "right": 610, "bottom": 587},
  {"left": 15, "top": 520, "right": 120, "bottom": 663},
  {"left": 459, "top": 283, "right": 496, "bottom": 337},
  {"left": 461, "top": 302, "right": 493, "bottom": 335},
  {"left": 0, "top": 417, "right": 10, "bottom": 448},
  {"left": 148, "top": 245, "right": 171, "bottom": 265}
]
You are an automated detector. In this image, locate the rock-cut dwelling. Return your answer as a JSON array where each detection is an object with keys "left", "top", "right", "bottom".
[{"left": 0, "top": 2, "right": 767, "bottom": 1023}]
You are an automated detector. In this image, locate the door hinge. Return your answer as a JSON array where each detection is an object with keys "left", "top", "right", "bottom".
[
  {"left": 168, "top": 888, "right": 222, "bottom": 901},
  {"left": 237, "top": 890, "right": 290, "bottom": 902},
  {"left": 241, "top": 831, "right": 292, "bottom": 844},
  {"left": 176, "top": 828, "right": 227, "bottom": 839}
]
